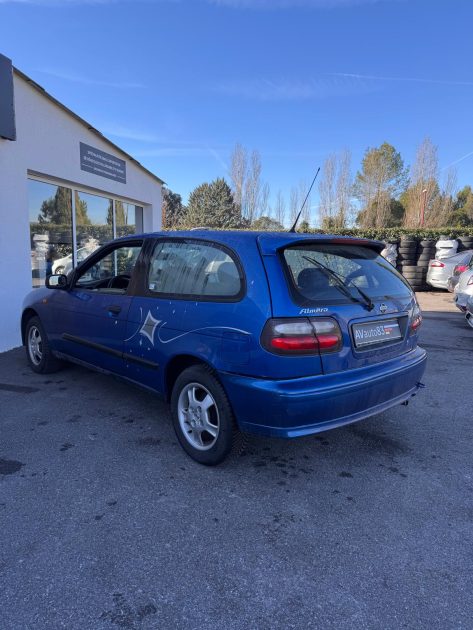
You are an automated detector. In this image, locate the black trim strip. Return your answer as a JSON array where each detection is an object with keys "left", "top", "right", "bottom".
[
  {"left": 54, "top": 351, "right": 165, "bottom": 398},
  {"left": 62, "top": 334, "right": 159, "bottom": 370},
  {"left": 124, "top": 353, "right": 160, "bottom": 369}
]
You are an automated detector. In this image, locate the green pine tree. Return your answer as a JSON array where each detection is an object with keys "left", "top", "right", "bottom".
[
  {"left": 38, "top": 186, "right": 74, "bottom": 225},
  {"left": 74, "top": 191, "right": 91, "bottom": 226},
  {"left": 186, "top": 178, "right": 241, "bottom": 228}
]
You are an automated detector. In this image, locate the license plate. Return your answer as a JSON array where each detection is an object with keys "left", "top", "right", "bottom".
[{"left": 352, "top": 319, "right": 402, "bottom": 348}]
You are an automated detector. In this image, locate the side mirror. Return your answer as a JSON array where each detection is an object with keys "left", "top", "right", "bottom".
[{"left": 46, "top": 274, "right": 68, "bottom": 289}]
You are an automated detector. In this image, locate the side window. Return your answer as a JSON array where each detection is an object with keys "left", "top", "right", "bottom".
[
  {"left": 148, "top": 240, "right": 242, "bottom": 299},
  {"left": 75, "top": 243, "right": 142, "bottom": 292}
]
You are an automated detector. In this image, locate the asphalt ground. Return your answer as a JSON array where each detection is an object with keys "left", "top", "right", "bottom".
[{"left": 1, "top": 292, "right": 472, "bottom": 630}]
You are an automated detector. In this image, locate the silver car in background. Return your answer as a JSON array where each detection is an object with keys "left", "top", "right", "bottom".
[
  {"left": 454, "top": 266, "right": 473, "bottom": 312},
  {"left": 427, "top": 250, "right": 473, "bottom": 290}
]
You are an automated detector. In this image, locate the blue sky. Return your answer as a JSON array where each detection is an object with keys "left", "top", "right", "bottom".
[{"left": 2, "top": 0, "right": 473, "bottom": 223}]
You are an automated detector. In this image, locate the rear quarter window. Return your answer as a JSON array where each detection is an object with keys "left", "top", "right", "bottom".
[
  {"left": 147, "top": 239, "right": 244, "bottom": 301},
  {"left": 281, "top": 243, "right": 412, "bottom": 305}
]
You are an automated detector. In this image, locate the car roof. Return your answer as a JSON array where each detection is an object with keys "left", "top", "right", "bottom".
[{"left": 122, "top": 230, "right": 385, "bottom": 254}]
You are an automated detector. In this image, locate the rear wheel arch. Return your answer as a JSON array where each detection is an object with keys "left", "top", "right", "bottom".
[{"left": 165, "top": 354, "right": 217, "bottom": 402}]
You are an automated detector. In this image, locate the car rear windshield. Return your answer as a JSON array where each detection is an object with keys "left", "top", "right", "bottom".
[{"left": 281, "top": 243, "right": 412, "bottom": 305}]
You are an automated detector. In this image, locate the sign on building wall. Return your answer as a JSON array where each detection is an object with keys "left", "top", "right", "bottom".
[
  {"left": 80, "top": 142, "right": 126, "bottom": 183},
  {"left": 0, "top": 54, "right": 16, "bottom": 141}
]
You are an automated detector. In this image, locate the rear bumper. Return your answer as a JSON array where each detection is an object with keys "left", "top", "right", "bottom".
[
  {"left": 220, "top": 347, "right": 427, "bottom": 438},
  {"left": 454, "top": 291, "right": 469, "bottom": 311},
  {"left": 426, "top": 276, "right": 447, "bottom": 289}
]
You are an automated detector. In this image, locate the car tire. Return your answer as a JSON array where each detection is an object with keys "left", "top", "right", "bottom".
[
  {"left": 25, "top": 316, "right": 64, "bottom": 374},
  {"left": 170, "top": 365, "right": 243, "bottom": 466}
]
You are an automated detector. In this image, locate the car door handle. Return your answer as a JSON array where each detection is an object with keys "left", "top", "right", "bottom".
[{"left": 107, "top": 305, "right": 122, "bottom": 315}]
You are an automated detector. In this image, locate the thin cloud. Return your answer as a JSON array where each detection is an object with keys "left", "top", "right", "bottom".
[
  {"left": 132, "top": 143, "right": 230, "bottom": 173},
  {"left": 441, "top": 150, "right": 473, "bottom": 171},
  {"left": 262, "top": 150, "right": 324, "bottom": 158},
  {"left": 100, "top": 124, "right": 161, "bottom": 143},
  {"left": 209, "top": 0, "right": 391, "bottom": 7},
  {"left": 205, "top": 145, "right": 229, "bottom": 171},
  {"left": 215, "top": 76, "right": 374, "bottom": 101},
  {"left": 0, "top": 0, "right": 179, "bottom": 5},
  {"left": 134, "top": 146, "right": 226, "bottom": 158},
  {"left": 0, "top": 0, "right": 397, "bottom": 5},
  {"left": 329, "top": 72, "right": 473, "bottom": 87},
  {"left": 36, "top": 68, "right": 145, "bottom": 89}
]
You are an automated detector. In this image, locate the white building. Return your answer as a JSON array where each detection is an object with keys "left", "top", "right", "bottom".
[{"left": 0, "top": 54, "right": 164, "bottom": 352}]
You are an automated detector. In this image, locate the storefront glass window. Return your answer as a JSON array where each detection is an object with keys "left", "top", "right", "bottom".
[
  {"left": 75, "top": 191, "right": 113, "bottom": 259},
  {"left": 28, "top": 179, "right": 144, "bottom": 288},
  {"left": 28, "top": 180, "right": 73, "bottom": 287},
  {"left": 116, "top": 203, "right": 144, "bottom": 238}
]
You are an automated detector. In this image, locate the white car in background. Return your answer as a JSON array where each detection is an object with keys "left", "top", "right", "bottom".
[
  {"left": 52, "top": 243, "right": 97, "bottom": 275},
  {"left": 453, "top": 266, "right": 473, "bottom": 312}
]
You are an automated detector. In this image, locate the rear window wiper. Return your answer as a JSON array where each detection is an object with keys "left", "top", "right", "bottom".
[{"left": 302, "top": 255, "right": 375, "bottom": 311}]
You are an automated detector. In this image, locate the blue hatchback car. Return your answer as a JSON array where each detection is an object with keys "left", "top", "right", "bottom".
[{"left": 22, "top": 230, "right": 426, "bottom": 464}]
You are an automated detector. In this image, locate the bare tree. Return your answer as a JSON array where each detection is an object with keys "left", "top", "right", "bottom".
[
  {"left": 230, "top": 143, "right": 247, "bottom": 215},
  {"left": 273, "top": 190, "right": 286, "bottom": 226},
  {"left": 244, "top": 150, "right": 262, "bottom": 224},
  {"left": 318, "top": 154, "right": 337, "bottom": 228},
  {"left": 260, "top": 182, "right": 271, "bottom": 217},
  {"left": 402, "top": 137, "right": 457, "bottom": 227},
  {"left": 403, "top": 137, "right": 439, "bottom": 227},
  {"left": 335, "top": 149, "right": 352, "bottom": 227},
  {"left": 297, "top": 179, "right": 311, "bottom": 225},
  {"left": 430, "top": 167, "right": 457, "bottom": 227},
  {"left": 289, "top": 187, "right": 299, "bottom": 225}
]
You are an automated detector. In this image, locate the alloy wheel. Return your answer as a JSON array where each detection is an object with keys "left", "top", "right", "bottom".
[
  {"left": 28, "top": 325, "right": 43, "bottom": 366},
  {"left": 177, "top": 382, "right": 220, "bottom": 451}
]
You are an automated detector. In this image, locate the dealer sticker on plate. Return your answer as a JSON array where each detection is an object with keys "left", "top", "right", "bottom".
[{"left": 352, "top": 319, "right": 402, "bottom": 348}]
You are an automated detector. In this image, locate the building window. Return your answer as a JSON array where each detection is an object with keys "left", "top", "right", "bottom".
[
  {"left": 116, "top": 202, "right": 143, "bottom": 238},
  {"left": 28, "top": 178, "right": 145, "bottom": 287},
  {"left": 29, "top": 179, "right": 73, "bottom": 288},
  {"left": 75, "top": 190, "right": 113, "bottom": 257}
]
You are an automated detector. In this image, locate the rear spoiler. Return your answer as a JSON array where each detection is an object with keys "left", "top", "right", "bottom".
[{"left": 257, "top": 233, "right": 385, "bottom": 256}]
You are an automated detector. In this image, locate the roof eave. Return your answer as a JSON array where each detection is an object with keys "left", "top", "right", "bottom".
[{"left": 13, "top": 67, "right": 165, "bottom": 186}]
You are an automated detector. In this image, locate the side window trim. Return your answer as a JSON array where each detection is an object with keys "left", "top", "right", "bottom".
[{"left": 143, "top": 237, "right": 246, "bottom": 302}]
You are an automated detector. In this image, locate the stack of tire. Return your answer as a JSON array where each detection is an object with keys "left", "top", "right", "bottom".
[
  {"left": 415, "top": 239, "right": 436, "bottom": 290},
  {"left": 457, "top": 235, "right": 473, "bottom": 252},
  {"left": 397, "top": 237, "right": 433, "bottom": 292}
]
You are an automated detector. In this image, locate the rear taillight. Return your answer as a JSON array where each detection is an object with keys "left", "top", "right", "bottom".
[
  {"left": 454, "top": 264, "right": 468, "bottom": 275},
  {"left": 261, "top": 317, "right": 342, "bottom": 355},
  {"left": 410, "top": 302, "right": 422, "bottom": 333},
  {"left": 430, "top": 260, "right": 445, "bottom": 268}
]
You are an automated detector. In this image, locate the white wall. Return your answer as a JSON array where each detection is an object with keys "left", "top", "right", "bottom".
[{"left": 0, "top": 74, "right": 162, "bottom": 352}]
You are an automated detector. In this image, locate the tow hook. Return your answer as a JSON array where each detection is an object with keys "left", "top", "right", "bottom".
[{"left": 402, "top": 382, "right": 426, "bottom": 406}]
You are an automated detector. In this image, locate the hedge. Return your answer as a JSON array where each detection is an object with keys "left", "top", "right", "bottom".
[{"left": 296, "top": 227, "right": 473, "bottom": 241}]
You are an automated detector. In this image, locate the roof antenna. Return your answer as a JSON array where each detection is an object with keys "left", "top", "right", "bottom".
[{"left": 289, "top": 166, "right": 320, "bottom": 233}]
